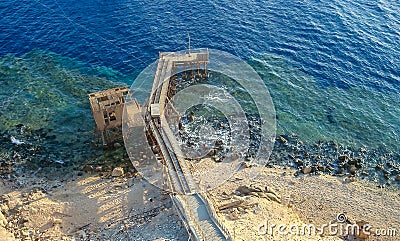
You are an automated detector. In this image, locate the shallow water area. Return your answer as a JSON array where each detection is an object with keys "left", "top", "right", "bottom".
[{"left": 0, "top": 50, "right": 131, "bottom": 181}]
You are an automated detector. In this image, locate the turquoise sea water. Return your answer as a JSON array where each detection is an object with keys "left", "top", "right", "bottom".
[
  {"left": 0, "top": 0, "right": 399, "bottom": 180},
  {"left": 251, "top": 55, "right": 400, "bottom": 151}
]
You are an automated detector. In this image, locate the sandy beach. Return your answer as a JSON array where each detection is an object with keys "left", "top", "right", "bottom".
[{"left": 1, "top": 164, "right": 398, "bottom": 241}]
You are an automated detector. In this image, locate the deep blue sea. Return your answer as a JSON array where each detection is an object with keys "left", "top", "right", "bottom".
[{"left": 1, "top": 0, "right": 400, "bottom": 170}]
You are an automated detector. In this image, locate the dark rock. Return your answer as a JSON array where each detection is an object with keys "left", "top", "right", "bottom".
[
  {"left": 386, "top": 162, "right": 394, "bottom": 168},
  {"left": 214, "top": 157, "right": 223, "bottom": 163},
  {"left": 82, "top": 165, "right": 94, "bottom": 172},
  {"left": 361, "top": 171, "right": 369, "bottom": 176},
  {"left": 152, "top": 145, "right": 161, "bottom": 154},
  {"left": 215, "top": 140, "right": 223, "bottom": 146},
  {"left": 188, "top": 112, "right": 195, "bottom": 122},
  {"left": 278, "top": 136, "right": 287, "bottom": 144},
  {"left": 348, "top": 165, "right": 357, "bottom": 175},
  {"left": 339, "top": 155, "right": 349, "bottom": 161},
  {"left": 207, "top": 149, "right": 217, "bottom": 157},
  {"left": 326, "top": 166, "right": 333, "bottom": 173},
  {"left": 348, "top": 158, "right": 361, "bottom": 165},
  {"left": 294, "top": 159, "right": 303, "bottom": 166},
  {"left": 395, "top": 175, "right": 400, "bottom": 182},
  {"left": 344, "top": 177, "right": 357, "bottom": 183},
  {"left": 317, "top": 165, "right": 325, "bottom": 172},
  {"left": 391, "top": 169, "right": 399, "bottom": 175}
]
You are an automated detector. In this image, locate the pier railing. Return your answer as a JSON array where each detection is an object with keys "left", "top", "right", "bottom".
[
  {"left": 171, "top": 195, "right": 203, "bottom": 241},
  {"left": 198, "top": 193, "right": 233, "bottom": 240},
  {"left": 144, "top": 49, "right": 231, "bottom": 241},
  {"left": 165, "top": 101, "right": 232, "bottom": 240}
]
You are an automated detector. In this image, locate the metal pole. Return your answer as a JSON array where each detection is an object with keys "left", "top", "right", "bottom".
[{"left": 188, "top": 33, "right": 191, "bottom": 55}]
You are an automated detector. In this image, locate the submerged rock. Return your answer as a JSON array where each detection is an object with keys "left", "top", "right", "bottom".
[
  {"left": 348, "top": 165, "right": 357, "bottom": 175},
  {"left": 278, "top": 136, "right": 288, "bottom": 144},
  {"left": 82, "top": 165, "right": 94, "bottom": 172}
]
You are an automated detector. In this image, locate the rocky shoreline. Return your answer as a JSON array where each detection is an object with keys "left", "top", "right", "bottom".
[
  {"left": 269, "top": 133, "right": 400, "bottom": 189},
  {"left": 0, "top": 123, "right": 135, "bottom": 187},
  {"left": 2, "top": 122, "right": 399, "bottom": 188},
  {"left": 177, "top": 113, "right": 400, "bottom": 189}
]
